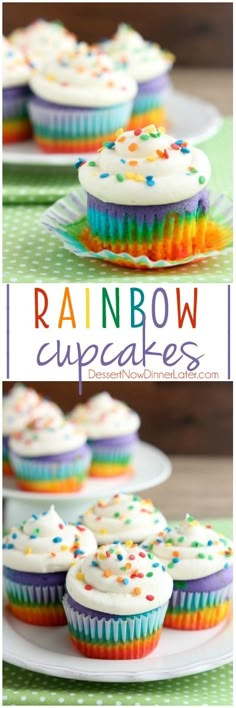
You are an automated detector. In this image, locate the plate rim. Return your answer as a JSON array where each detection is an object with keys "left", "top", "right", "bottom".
[
  {"left": 3, "top": 89, "right": 222, "bottom": 166},
  {"left": 3, "top": 607, "right": 232, "bottom": 683},
  {"left": 2, "top": 440, "right": 172, "bottom": 501}
]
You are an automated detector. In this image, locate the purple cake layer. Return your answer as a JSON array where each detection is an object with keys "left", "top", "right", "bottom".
[
  {"left": 30, "top": 95, "right": 127, "bottom": 112},
  {"left": 174, "top": 566, "right": 233, "bottom": 593},
  {"left": 3, "top": 566, "right": 66, "bottom": 586},
  {"left": 138, "top": 73, "right": 171, "bottom": 94},
  {"left": 87, "top": 188, "right": 210, "bottom": 220},
  {"left": 10, "top": 444, "right": 90, "bottom": 464},
  {"left": 88, "top": 432, "right": 138, "bottom": 448},
  {"left": 65, "top": 591, "right": 156, "bottom": 621}
]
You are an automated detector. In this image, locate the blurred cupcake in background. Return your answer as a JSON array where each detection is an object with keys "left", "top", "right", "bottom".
[
  {"left": 8, "top": 19, "right": 77, "bottom": 69},
  {"left": 28, "top": 43, "right": 137, "bottom": 153},
  {"left": 146, "top": 514, "right": 233, "bottom": 630},
  {"left": 3, "top": 384, "right": 42, "bottom": 476},
  {"left": 69, "top": 392, "right": 140, "bottom": 478},
  {"left": 3, "top": 505, "right": 97, "bottom": 625},
  {"left": 82, "top": 492, "right": 167, "bottom": 544},
  {"left": 101, "top": 24, "right": 175, "bottom": 130},
  {"left": 3, "top": 37, "right": 31, "bottom": 144},
  {"left": 9, "top": 416, "right": 91, "bottom": 493}
]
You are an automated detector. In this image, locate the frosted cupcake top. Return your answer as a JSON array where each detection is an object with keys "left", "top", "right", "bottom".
[
  {"left": 9, "top": 19, "right": 77, "bottom": 69},
  {"left": 3, "top": 505, "right": 97, "bottom": 573},
  {"left": 3, "top": 37, "right": 30, "bottom": 88},
  {"left": 9, "top": 417, "right": 87, "bottom": 457},
  {"left": 146, "top": 514, "right": 233, "bottom": 580},
  {"left": 29, "top": 42, "right": 137, "bottom": 107},
  {"left": 82, "top": 493, "right": 167, "bottom": 544},
  {"left": 69, "top": 392, "right": 140, "bottom": 439},
  {"left": 3, "top": 384, "right": 42, "bottom": 436},
  {"left": 78, "top": 124, "right": 211, "bottom": 206},
  {"left": 102, "top": 23, "right": 174, "bottom": 82},
  {"left": 66, "top": 541, "right": 173, "bottom": 614}
]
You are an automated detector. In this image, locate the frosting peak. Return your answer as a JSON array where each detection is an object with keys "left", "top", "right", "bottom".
[
  {"left": 66, "top": 541, "right": 173, "bottom": 614},
  {"left": 69, "top": 392, "right": 140, "bottom": 439},
  {"left": 9, "top": 19, "right": 77, "bottom": 70},
  {"left": 3, "top": 506, "right": 97, "bottom": 573},
  {"left": 146, "top": 514, "right": 233, "bottom": 580},
  {"left": 78, "top": 125, "right": 211, "bottom": 206},
  {"left": 82, "top": 492, "right": 167, "bottom": 544},
  {"left": 29, "top": 43, "right": 137, "bottom": 107},
  {"left": 102, "top": 23, "right": 174, "bottom": 82}
]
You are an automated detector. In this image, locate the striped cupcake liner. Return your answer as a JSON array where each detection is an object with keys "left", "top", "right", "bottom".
[
  {"left": 9, "top": 447, "right": 91, "bottom": 493},
  {"left": 3, "top": 87, "right": 32, "bottom": 144},
  {"left": 4, "top": 570, "right": 67, "bottom": 626},
  {"left": 88, "top": 440, "right": 136, "bottom": 478},
  {"left": 164, "top": 583, "right": 232, "bottom": 630},
  {"left": 63, "top": 593, "right": 167, "bottom": 659},
  {"left": 42, "top": 187, "right": 232, "bottom": 270},
  {"left": 28, "top": 98, "right": 134, "bottom": 153}
]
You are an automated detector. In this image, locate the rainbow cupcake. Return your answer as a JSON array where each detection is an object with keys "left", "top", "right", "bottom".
[
  {"left": 82, "top": 492, "right": 167, "bottom": 544},
  {"left": 2, "top": 384, "right": 47, "bottom": 477},
  {"left": 101, "top": 24, "right": 174, "bottom": 130},
  {"left": 63, "top": 541, "right": 173, "bottom": 659},
  {"left": 3, "top": 505, "right": 97, "bottom": 626},
  {"left": 9, "top": 19, "right": 77, "bottom": 70},
  {"left": 146, "top": 514, "right": 233, "bottom": 630},
  {"left": 9, "top": 416, "right": 91, "bottom": 493},
  {"left": 28, "top": 43, "right": 137, "bottom": 153},
  {"left": 69, "top": 392, "right": 140, "bottom": 478},
  {"left": 3, "top": 38, "right": 31, "bottom": 144},
  {"left": 77, "top": 124, "right": 211, "bottom": 262}
]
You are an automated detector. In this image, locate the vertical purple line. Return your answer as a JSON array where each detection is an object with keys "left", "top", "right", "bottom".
[
  {"left": 6, "top": 284, "right": 10, "bottom": 379},
  {"left": 227, "top": 284, "right": 230, "bottom": 380}
]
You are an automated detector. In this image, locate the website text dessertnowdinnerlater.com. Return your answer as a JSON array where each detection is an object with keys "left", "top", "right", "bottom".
[{"left": 32, "top": 286, "right": 205, "bottom": 390}]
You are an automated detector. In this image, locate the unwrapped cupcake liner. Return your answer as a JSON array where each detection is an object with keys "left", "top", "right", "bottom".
[
  {"left": 164, "top": 582, "right": 233, "bottom": 630},
  {"left": 63, "top": 592, "right": 167, "bottom": 658},
  {"left": 28, "top": 97, "right": 134, "bottom": 152},
  {"left": 41, "top": 187, "right": 233, "bottom": 270},
  {"left": 4, "top": 567, "right": 67, "bottom": 626},
  {"left": 9, "top": 446, "right": 91, "bottom": 492}
]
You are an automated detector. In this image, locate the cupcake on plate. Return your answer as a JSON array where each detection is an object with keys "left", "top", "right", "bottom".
[
  {"left": 3, "top": 384, "right": 42, "bottom": 477},
  {"left": 102, "top": 24, "right": 174, "bottom": 130},
  {"left": 63, "top": 541, "right": 173, "bottom": 659},
  {"left": 82, "top": 492, "right": 167, "bottom": 544},
  {"left": 3, "top": 385, "right": 63, "bottom": 477},
  {"left": 77, "top": 123, "right": 211, "bottom": 262},
  {"left": 28, "top": 43, "right": 137, "bottom": 153},
  {"left": 69, "top": 392, "right": 140, "bottom": 478},
  {"left": 9, "top": 19, "right": 77, "bottom": 70},
  {"left": 3, "top": 38, "right": 32, "bottom": 144},
  {"left": 3, "top": 505, "right": 97, "bottom": 625},
  {"left": 9, "top": 416, "right": 91, "bottom": 493},
  {"left": 146, "top": 514, "right": 233, "bottom": 630}
]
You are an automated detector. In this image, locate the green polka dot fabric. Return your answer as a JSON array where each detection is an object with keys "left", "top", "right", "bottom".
[
  {"left": 3, "top": 119, "right": 232, "bottom": 283},
  {"left": 3, "top": 520, "right": 233, "bottom": 706},
  {"left": 2, "top": 663, "right": 233, "bottom": 706}
]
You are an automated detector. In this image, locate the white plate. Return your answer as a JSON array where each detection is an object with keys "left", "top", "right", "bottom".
[
  {"left": 3, "top": 607, "right": 232, "bottom": 682},
  {"left": 3, "top": 442, "right": 171, "bottom": 525},
  {"left": 3, "top": 90, "right": 222, "bottom": 166}
]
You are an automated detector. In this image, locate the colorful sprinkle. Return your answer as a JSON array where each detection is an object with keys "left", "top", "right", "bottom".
[
  {"left": 85, "top": 584, "right": 92, "bottom": 590},
  {"left": 199, "top": 176, "right": 206, "bottom": 184},
  {"left": 116, "top": 174, "right": 125, "bottom": 182},
  {"left": 128, "top": 143, "right": 138, "bottom": 152},
  {"left": 53, "top": 537, "right": 62, "bottom": 543},
  {"left": 146, "top": 594, "right": 154, "bottom": 601},
  {"left": 99, "top": 173, "right": 109, "bottom": 179},
  {"left": 133, "top": 587, "right": 141, "bottom": 595}
]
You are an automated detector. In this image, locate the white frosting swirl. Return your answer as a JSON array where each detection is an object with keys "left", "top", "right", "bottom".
[
  {"left": 103, "top": 24, "right": 174, "bottom": 82},
  {"left": 146, "top": 514, "right": 233, "bottom": 580},
  {"left": 9, "top": 418, "right": 86, "bottom": 457},
  {"left": 3, "top": 505, "right": 97, "bottom": 572},
  {"left": 66, "top": 541, "right": 173, "bottom": 614},
  {"left": 82, "top": 493, "right": 166, "bottom": 544},
  {"left": 69, "top": 392, "right": 140, "bottom": 439},
  {"left": 3, "top": 37, "right": 30, "bottom": 88},
  {"left": 3, "top": 385, "right": 42, "bottom": 435},
  {"left": 29, "top": 43, "right": 137, "bottom": 107},
  {"left": 9, "top": 20, "right": 77, "bottom": 70},
  {"left": 78, "top": 125, "right": 211, "bottom": 206}
]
